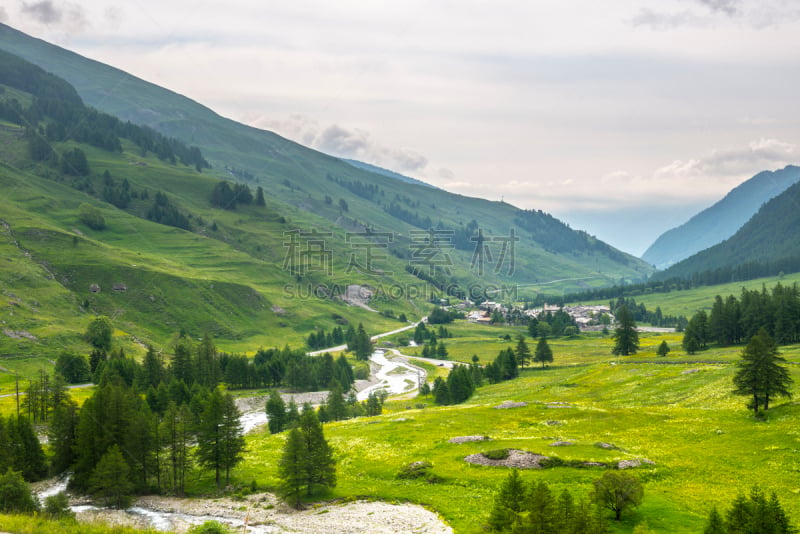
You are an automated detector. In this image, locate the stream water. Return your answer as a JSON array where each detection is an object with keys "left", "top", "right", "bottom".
[{"left": 34, "top": 350, "right": 424, "bottom": 532}]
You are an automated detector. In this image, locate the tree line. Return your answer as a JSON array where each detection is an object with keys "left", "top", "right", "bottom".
[
  {"left": 683, "top": 283, "right": 800, "bottom": 350},
  {"left": 0, "top": 49, "right": 208, "bottom": 170},
  {"left": 430, "top": 334, "right": 554, "bottom": 406}
]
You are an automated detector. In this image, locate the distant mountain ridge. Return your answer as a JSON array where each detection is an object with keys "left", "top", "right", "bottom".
[
  {"left": 642, "top": 165, "right": 800, "bottom": 269},
  {"left": 341, "top": 159, "right": 439, "bottom": 189},
  {"left": 656, "top": 177, "right": 800, "bottom": 281}
]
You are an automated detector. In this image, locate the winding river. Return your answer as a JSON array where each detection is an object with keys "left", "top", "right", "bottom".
[{"left": 34, "top": 348, "right": 439, "bottom": 532}]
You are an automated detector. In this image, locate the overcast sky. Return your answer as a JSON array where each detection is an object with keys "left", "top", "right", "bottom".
[{"left": 3, "top": 0, "right": 800, "bottom": 256}]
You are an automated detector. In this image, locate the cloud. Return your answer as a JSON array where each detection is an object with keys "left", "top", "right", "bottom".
[
  {"left": 630, "top": 8, "right": 707, "bottom": 30},
  {"left": 0, "top": 6, "right": 7, "bottom": 22},
  {"left": 20, "top": 1, "right": 87, "bottom": 32},
  {"left": 696, "top": 0, "right": 741, "bottom": 16},
  {"left": 631, "top": 0, "right": 800, "bottom": 30},
  {"left": 653, "top": 138, "right": 797, "bottom": 180},
  {"left": 252, "top": 114, "right": 430, "bottom": 174}
]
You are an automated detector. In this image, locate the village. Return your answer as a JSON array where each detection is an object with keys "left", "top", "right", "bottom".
[{"left": 464, "top": 301, "right": 614, "bottom": 330}]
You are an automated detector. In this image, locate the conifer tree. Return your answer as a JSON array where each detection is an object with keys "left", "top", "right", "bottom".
[
  {"left": 656, "top": 340, "right": 670, "bottom": 357},
  {"left": 488, "top": 469, "right": 526, "bottom": 532},
  {"left": 266, "top": 390, "right": 287, "bottom": 434},
  {"left": 515, "top": 335, "right": 531, "bottom": 368},
  {"left": 534, "top": 337, "right": 554, "bottom": 368},
  {"left": 299, "top": 407, "right": 336, "bottom": 495},
  {"left": 278, "top": 428, "right": 308, "bottom": 508},
  {"left": 89, "top": 444, "right": 134, "bottom": 509},
  {"left": 195, "top": 388, "right": 245, "bottom": 488},
  {"left": 733, "top": 329, "right": 793, "bottom": 415},
  {"left": 612, "top": 305, "right": 639, "bottom": 356}
]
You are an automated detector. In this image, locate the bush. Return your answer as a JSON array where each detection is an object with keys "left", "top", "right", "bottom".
[
  {"left": 43, "top": 492, "right": 74, "bottom": 520},
  {"left": 79, "top": 203, "right": 105, "bottom": 230},
  {"left": 483, "top": 449, "right": 510, "bottom": 460},
  {"left": 187, "top": 521, "right": 232, "bottom": 534},
  {"left": 396, "top": 461, "right": 442, "bottom": 483},
  {"left": 352, "top": 361, "right": 370, "bottom": 380}
]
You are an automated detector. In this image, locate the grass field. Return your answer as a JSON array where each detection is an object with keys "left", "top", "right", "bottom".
[
  {"left": 232, "top": 329, "right": 800, "bottom": 534},
  {"left": 566, "top": 272, "right": 800, "bottom": 318}
]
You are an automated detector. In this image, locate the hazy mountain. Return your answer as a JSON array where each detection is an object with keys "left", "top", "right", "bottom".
[
  {"left": 341, "top": 159, "right": 439, "bottom": 189},
  {"left": 642, "top": 165, "right": 800, "bottom": 269},
  {"left": 656, "top": 178, "right": 800, "bottom": 281}
]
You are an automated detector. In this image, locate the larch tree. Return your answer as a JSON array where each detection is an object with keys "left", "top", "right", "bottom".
[
  {"left": 612, "top": 305, "right": 639, "bottom": 356},
  {"left": 733, "top": 329, "right": 793, "bottom": 415},
  {"left": 515, "top": 335, "right": 531, "bottom": 368},
  {"left": 534, "top": 337, "right": 554, "bottom": 368}
]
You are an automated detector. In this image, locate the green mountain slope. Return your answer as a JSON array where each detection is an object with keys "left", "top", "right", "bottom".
[
  {"left": 656, "top": 179, "right": 800, "bottom": 280},
  {"left": 0, "top": 23, "right": 652, "bottom": 295},
  {"left": 642, "top": 165, "right": 800, "bottom": 269}
]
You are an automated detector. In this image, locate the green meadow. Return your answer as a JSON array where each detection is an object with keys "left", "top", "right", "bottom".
[{"left": 233, "top": 328, "right": 800, "bottom": 533}]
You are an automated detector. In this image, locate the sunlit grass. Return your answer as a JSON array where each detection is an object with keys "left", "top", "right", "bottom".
[{"left": 235, "top": 337, "right": 800, "bottom": 533}]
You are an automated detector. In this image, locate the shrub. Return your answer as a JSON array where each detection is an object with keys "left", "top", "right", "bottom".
[
  {"left": 187, "top": 521, "right": 232, "bottom": 534},
  {"left": 396, "top": 461, "right": 442, "bottom": 483},
  {"left": 43, "top": 492, "right": 74, "bottom": 520},
  {"left": 483, "top": 449, "right": 510, "bottom": 460},
  {"left": 79, "top": 203, "right": 105, "bottom": 230}
]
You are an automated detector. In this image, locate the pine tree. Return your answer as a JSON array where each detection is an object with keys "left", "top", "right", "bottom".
[
  {"left": 612, "top": 305, "right": 639, "bottom": 356},
  {"left": 515, "top": 335, "right": 531, "bottom": 368},
  {"left": 534, "top": 337, "right": 554, "bottom": 368},
  {"left": 703, "top": 507, "right": 725, "bottom": 534},
  {"left": 488, "top": 469, "right": 526, "bottom": 532},
  {"left": 656, "top": 340, "right": 670, "bottom": 357},
  {"left": 255, "top": 185, "right": 266, "bottom": 206},
  {"left": 195, "top": 388, "right": 245, "bottom": 488},
  {"left": 433, "top": 377, "right": 452, "bottom": 405},
  {"left": 278, "top": 428, "right": 308, "bottom": 508},
  {"left": 89, "top": 444, "right": 134, "bottom": 509},
  {"left": 266, "top": 390, "right": 287, "bottom": 434},
  {"left": 299, "top": 408, "right": 336, "bottom": 495},
  {"left": 325, "top": 382, "right": 347, "bottom": 422},
  {"left": 8, "top": 415, "right": 47, "bottom": 481},
  {"left": 733, "top": 329, "right": 793, "bottom": 415},
  {"left": 48, "top": 398, "right": 79, "bottom": 475}
]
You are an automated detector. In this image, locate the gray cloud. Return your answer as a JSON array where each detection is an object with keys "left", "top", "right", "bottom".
[
  {"left": 20, "top": 1, "right": 87, "bottom": 32},
  {"left": 0, "top": 6, "right": 8, "bottom": 22},
  {"left": 257, "top": 115, "right": 429, "bottom": 174},
  {"left": 630, "top": 8, "right": 706, "bottom": 30},
  {"left": 654, "top": 138, "right": 797, "bottom": 181},
  {"left": 22, "top": 1, "right": 62, "bottom": 24},
  {"left": 696, "top": 0, "right": 741, "bottom": 16},
  {"left": 632, "top": 0, "right": 800, "bottom": 30}
]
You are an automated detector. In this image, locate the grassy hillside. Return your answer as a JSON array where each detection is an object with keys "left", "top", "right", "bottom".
[
  {"left": 235, "top": 328, "right": 800, "bottom": 533},
  {"left": 0, "top": 23, "right": 653, "bottom": 298}
]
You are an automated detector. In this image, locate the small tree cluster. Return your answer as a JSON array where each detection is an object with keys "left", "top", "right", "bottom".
[
  {"left": 484, "top": 348, "right": 519, "bottom": 384},
  {"left": 432, "top": 365, "right": 478, "bottom": 405},
  {"left": 307, "top": 326, "right": 345, "bottom": 349},
  {"left": 704, "top": 486, "right": 796, "bottom": 533},
  {"left": 278, "top": 408, "right": 336, "bottom": 508},
  {"left": 347, "top": 323, "right": 373, "bottom": 361},
  {"left": 488, "top": 470, "right": 608, "bottom": 533}
]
